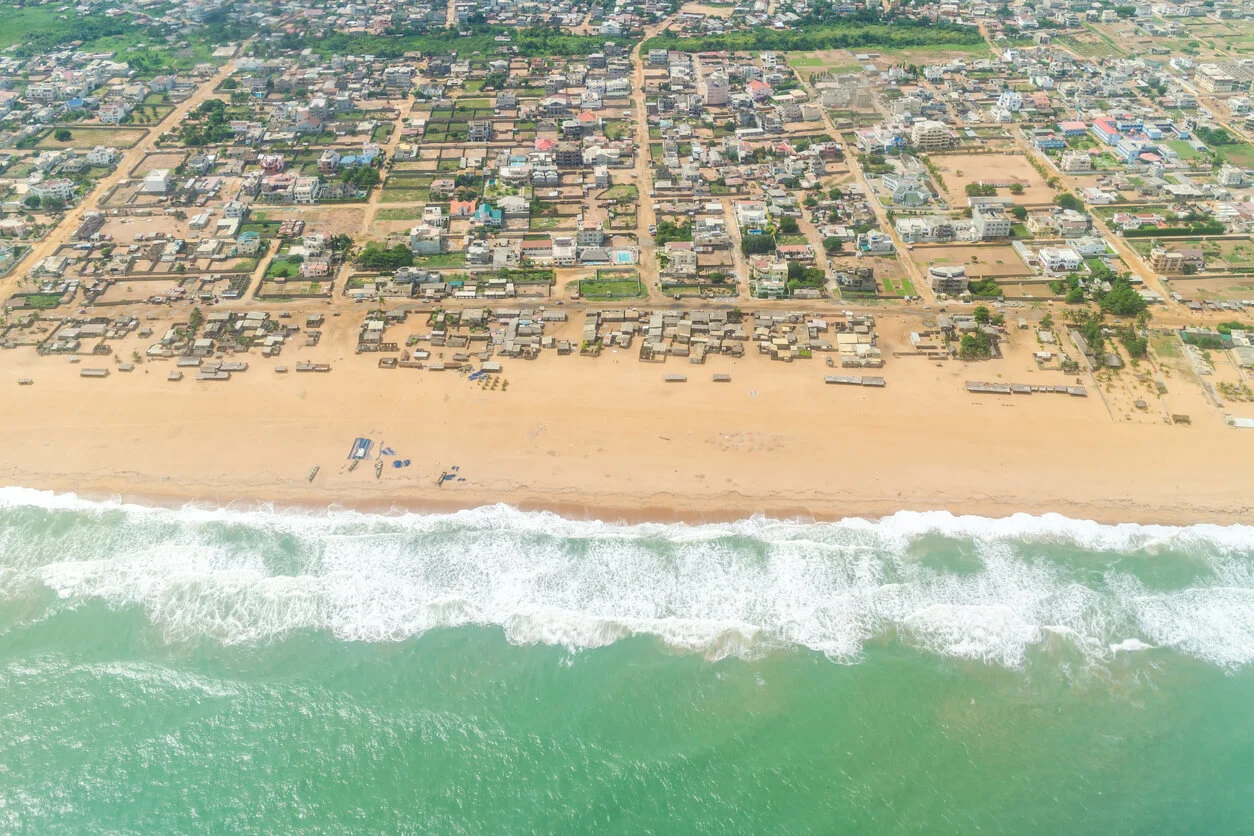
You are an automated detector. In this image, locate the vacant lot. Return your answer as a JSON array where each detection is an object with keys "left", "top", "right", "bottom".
[
  {"left": 909, "top": 244, "right": 1032, "bottom": 278},
  {"left": 927, "top": 153, "right": 1055, "bottom": 205},
  {"left": 38, "top": 127, "right": 148, "bottom": 150},
  {"left": 1219, "top": 143, "right": 1254, "bottom": 169},
  {"left": 786, "top": 49, "right": 864, "bottom": 77},
  {"left": 1166, "top": 276, "right": 1254, "bottom": 302},
  {"left": 132, "top": 152, "right": 187, "bottom": 177}
]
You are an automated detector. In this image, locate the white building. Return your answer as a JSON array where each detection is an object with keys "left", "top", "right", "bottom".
[
  {"left": 86, "top": 146, "right": 120, "bottom": 167},
  {"left": 1218, "top": 165, "right": 1246, "bottom": 187},
  {"left": 30, "top": 179, "right": 76, "bottom": 202},
  {"left": 142, "top": 169, "right": 173, "bottom": 194},
  {"left": 293, "top": 176, "right": 321, "bottom": 204},
  {"left": 1038, "top": 246, "right": 1083, "bottom": 273},
  {"left": 972, "top": 204, "right": 1011, "bottom": 239},
  {"left": 409, "top": 224, "right": 443, "bottom": 255}
]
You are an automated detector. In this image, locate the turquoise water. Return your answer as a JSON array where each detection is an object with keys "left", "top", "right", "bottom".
[{"left": 2, "top": 489, "right": 1253, "bottom": 832}]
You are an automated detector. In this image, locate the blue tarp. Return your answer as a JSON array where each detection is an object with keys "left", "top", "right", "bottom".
[{"left": 348, "top": 437, "right": 373, "bottom": 460}]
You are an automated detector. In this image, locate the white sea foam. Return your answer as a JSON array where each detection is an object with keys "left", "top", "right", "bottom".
[{"left": 2, "top": 486, "right": 1254, "bottom": 668}]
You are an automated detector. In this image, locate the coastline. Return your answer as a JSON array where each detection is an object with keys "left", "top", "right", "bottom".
[
  {"left": 4, "top": 314, "right": 1253, "bottom": 530},
  {"left": 4, "top": 470, "right": 1250, "bottom": 531}
]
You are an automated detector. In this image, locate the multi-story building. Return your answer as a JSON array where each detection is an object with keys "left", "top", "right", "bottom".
[
  {"left": 1038, "top": 246, "right": 1083, "bottom": 273},
  {"left": 909, "top": 120, "right": 953, "bottom": 151},
  {"left": 1195, "top": 63, "right": 1240, "bottom": 93},
  {"left": 30, "top": 179, "right": 76, "bottom": 202},
  {"left": 700, "top": 72, "right": 729, "bottom": 106},
  {"left": 895, "top": 215, "right": 955, "bottom": 243},
  {"left": 1060, "top": 150, "right": 1093, "bottom": 173},
  {"left": 929, "top": 265, "right": 968, "bottom": 294},
  {"left": 1149, "top": 248, "right": 1184, "bottom": 273},
  {"left": 972, "top": 204, "right": 1011, "bottom": 240},
  {"left": 293, "top": 177, "right": 321, "bottom": 204}
]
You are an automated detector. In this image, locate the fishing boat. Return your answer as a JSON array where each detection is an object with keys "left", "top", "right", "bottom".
[
  {"left": 307, "top": 466, "right": 320, "bottom": 482},
  {"left": 348, "top": 459, "right": 359, "bottom": 473},
  {"left": 375, "top": 459, "right": 383, "bottom": 479}
]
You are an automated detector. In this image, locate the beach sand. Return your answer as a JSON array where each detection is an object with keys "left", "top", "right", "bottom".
[{"left": 1, "top": 311, "right": 1251, "bottom": 526}]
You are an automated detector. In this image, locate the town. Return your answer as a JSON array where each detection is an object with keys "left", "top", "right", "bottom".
[{"left": 3, "top": 0, "right": 1254, "bottom": 435}]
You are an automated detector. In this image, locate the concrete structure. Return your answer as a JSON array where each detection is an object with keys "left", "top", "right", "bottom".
[
  {"left": 142, "top": 169, "right": 174, "bottom": 194},
  {"left": 909, "top": 120, "right": 953, "bottom": 151},
  {"left": 929, "top": 265, "right": 968, "bottom": 294},
  {"left": 972, "top": 204, "right": 1011, "bottom": 240}
]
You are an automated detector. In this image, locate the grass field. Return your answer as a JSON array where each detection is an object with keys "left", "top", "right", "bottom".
[
  {"left": 380, "top": 187, "right": 430, "bottom": 203},
  {"left": 577, "top": 279, "right": 645, "bottom": 299},
  {"left": 1168, "top": 140, "right": 1204, "bottom": 160},
  {"left": 412, "top": 252, "right": 467, "bottom": 268},
  {"left": 601, "top": 184, "right": 638, "bottom": 202},
  {"left": 375, "top": 208, "right": 425, "bottom": 221},
  {"left": 1219, "top": 143, "right": 1254, "bottom": 168},
  {"left": 877, "top": 277, "right": 916, "bottom": 297},
  {"left": 37, "top": 127, "right": 148, "bottom": 150}
]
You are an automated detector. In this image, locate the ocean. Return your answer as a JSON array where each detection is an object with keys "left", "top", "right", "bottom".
[{"left": 1, "top": 488, "right": 1253, "bottom": 833}]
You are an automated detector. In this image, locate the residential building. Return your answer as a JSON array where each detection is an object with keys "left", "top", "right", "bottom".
[
  {"left": 910, "top": 120, "right": 953, "bottom": 151},
  {"left": 409, "top": 225, "right": 443, "bottom": 254},
  {"left": 972, "top": 204, "right": 1011, "bottom": 240},
  {"left": 929, "top": 265, "right": 968, "bottom": 294},
  {"left": 1038, "top": 246, "right": 1083, "bottom": 273},
  {"left": 293, "top": 176, "right": 320, "bottom": 204},
  {"left": 30, "top": 179, "right": 76, "bottom": 202},
  {"left": 1060, "top": 150, "right": 1093, "bottom": 173},
  {"left": 895, "top": 215, "right": 955, "bottom": 243},
  {"left": 142, "top": 169, "right": 173, "bottom": 194},
  {"left": 700, "top": 72, "right": 729, "bottom": 106},
  {"left": 1148, "top": 248, "right": 1184, "bottom": 272}
]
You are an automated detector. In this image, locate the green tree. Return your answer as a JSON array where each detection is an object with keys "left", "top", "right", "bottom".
[
  {"left": 740, "top": 232, "right": 775, "bottom": 256},
  {"left": 1055, "top": 192, "right": 1083, "bottom": 212},
  {"left": 822, "top": 236, "right": 843, "bottom": 254},
  {"left": 959, "top": 331, "right": 992, "bottom": 359},
  {"left": 778, "top": 216, "right": 799, "bottom": 234},
  {"left": 54, "top": 128, "right": 72, "bottom": 142},
  {"left": 973, "top": 305, "right": 991, "bottom": 325}
]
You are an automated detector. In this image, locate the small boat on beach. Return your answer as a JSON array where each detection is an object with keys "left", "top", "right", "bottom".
[
  {"left": 307, "top": 466, "right": 320, "bottom": 482},
  {"left": 375, "top": 459, "right": 383, "bottom": 479}
]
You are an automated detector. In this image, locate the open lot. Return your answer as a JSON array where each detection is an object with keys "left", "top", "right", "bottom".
[
  {"left": 1218, "top": 143, "right": 1254, "bottom": 169},
  {"left": 927, "top": 153, "right": 1055, "bottom": 205},
  {"left": 909, "top": 244, "right": 1032, "bottom": 278},
  {"left": 37, "top": 127, "right": 148, "bottom": 150},
  {"left": 1165, "top": 276, "right": 1254, "bottom": 302},
  {"left": 786, "top": 49, "right": 864, "bottom": 77}
]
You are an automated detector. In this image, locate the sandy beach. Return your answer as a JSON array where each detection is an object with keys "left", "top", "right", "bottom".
[{"left": 2, "top": 310, "right": 1251, "bottom": 527}]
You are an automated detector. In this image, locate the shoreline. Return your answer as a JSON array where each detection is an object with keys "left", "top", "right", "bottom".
[{"left": 3, "top": 478, "right": 1249, "bottom": 530}]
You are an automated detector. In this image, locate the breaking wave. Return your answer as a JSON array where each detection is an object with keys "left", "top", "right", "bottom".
[{"left": 2, "top": 486, "right": 1254, "bottom": 669}]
